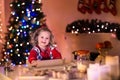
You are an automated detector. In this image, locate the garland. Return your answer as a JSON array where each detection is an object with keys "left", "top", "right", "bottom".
[{"left": 66, "top": 19, "right": 120, "bottom": 40}]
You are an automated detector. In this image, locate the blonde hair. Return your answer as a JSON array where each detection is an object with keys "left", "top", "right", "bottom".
[{"left": 30, "top": 27, "right": 54, "bottom": 46}]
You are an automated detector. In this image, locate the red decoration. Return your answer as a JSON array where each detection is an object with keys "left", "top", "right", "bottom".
[
  {"left": 92, "top": 0, "right": 101, "bottom": 14},
  {"left": 96, "top": 41, "right": 112, "bottom": 50},
  {"left": 77, "top": 0, "right": 117, "bottom": 15},
  {"left": 109, "top": 0, "right": 117, "bottom": 16},
  {"left": 96, "top": 42, "right": 105, "bottom": 49},
  {"left": 77, "top": 0, "right": 86, "bottom": 14},
  {"left": 85, "top": 0, "right": 93, "bottom": 14},
  {"left": 100, "top": 0, "right": 109, "bottom": 12},
  {"left": 77, "top": 0, "right": 93, "bottom": 14}
]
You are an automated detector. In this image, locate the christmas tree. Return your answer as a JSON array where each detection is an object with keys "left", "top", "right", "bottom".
[{"left": 2, "top": 0, "right": 46, "bottom": 65}]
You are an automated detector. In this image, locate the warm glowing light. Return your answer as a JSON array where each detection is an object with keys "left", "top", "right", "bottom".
[
  {"left": 27, "top": 42, "right": 29, "bottom": 45},
  {"left": 20, "top": 43, "right": 23, "bottom": 46},
  {"left": 18, "top": 54, "right": 20, "bottom": 57},
  {"left": 17, "top": 4, "right": 20, "bottom": 7},
  {"left": 7, "top": 42, "right": 10, "bottom": 45},
  {"left": 72, "top": 26, "right": 75, "bottom": 28},
  {"left": 36, "top": 8, "right": 40, "bottom": 11},
  {"left": 22, "top": 11, "right": 24, "bottom": 13},
  {"left": 16, "top": 44, "right": 18, "bottom": 47},
  {"left": 32, "top": 9, "right": 35, "bottom": 11},
  {"left": 10, "top": 50, "right": 13, "bottom": 52},
  {"left": 19, "top": 62, "right": 22, "bottom": 64},
  {"left": 10, "top": 4, "right": 13, "bottom": 7},
  {"left": 21, "top": 2, "right": 25, "bottom": 5},
  {"left": 11, "top": 11, "right": 15, "bottom": 15},
  {"left": 17, "top": 49, "right": 19, "bottom": 51}
]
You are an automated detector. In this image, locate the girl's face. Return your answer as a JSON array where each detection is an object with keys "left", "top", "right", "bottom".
[{"left": 38, "top": 31, "right": 51, "bottom": 49}]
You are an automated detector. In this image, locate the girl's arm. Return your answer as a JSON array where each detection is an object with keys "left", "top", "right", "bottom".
[
  {"left": 52, "top": 48, "right": 62, "bottom": 59},
  {"left": 28, "top": 50, "right": 37, "bottom": 63}
]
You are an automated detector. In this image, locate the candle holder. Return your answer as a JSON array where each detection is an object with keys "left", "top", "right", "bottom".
[
  {"left": 75, "top": 50, "right": 90, "bottom": 73},
  {"left": 77, "top": 59, "right": 87, "bottom": 73},
  {"left": 95, "top": 41, "right": 113, "bottom": 65}
]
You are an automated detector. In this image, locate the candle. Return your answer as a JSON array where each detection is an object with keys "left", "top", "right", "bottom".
[
  {"left": 52, "top": 71, "right": 57, "bottom": 78},
  {"left": 87, "top": 63, "right": 100, "bottom": 80},
  {"left": 57, "top": 71, "right": 61, "bottom": 78},
  {"left": 61, "top": 72, "right": 69, "bottom": 80},
  {"left": 105, "top": 56, "right": 119, "bottom": 80},
  {"left": 87, "top": 66, "right": 99, "bottom": 80},
  {"left": 87, "top": 63, "right": 111, "bottom": 80},
  {"left": 98, "top": 65, "right": 111, "bottom": 80},
  {"left": 77, "top": 61, "right": 87, "bottom": 72}
]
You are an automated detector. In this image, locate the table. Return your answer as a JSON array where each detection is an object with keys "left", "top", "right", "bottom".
[
  {"left": 0, "top": 58, "right": 120, "bottom": 80},
  {"left": 0, "top": 62, "right": 86, "bottom": 80}
]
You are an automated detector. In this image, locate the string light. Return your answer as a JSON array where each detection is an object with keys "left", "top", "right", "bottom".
[
  {"left": 32, "top": 1, "right": 35, "bottom": 4},
  {"left": 20, "top": 43, "right": 23, "bottom": 46},
  {"left": 10, "top": 50, "right": 13, "bottom": 53},
  {"left": 22, "top": 11, "right": 24, "bottom": 13},
  {"left": 28, "top": 18, "right": 31, "bottom": 20},
  {"left": 66, "top": 19, "right": 120, "bottom": 34},
  {"left": 0, "top": 3, "right": 6, "bottom": 65},
  {"left": 27, "top": 42, "right": 29, "bottom": 45},
  {"left": 10, "top": 4, "right": 13, "bottom": 7},
  {"left": 15, "top": 44, "right": 18, "bottom": 47},
  {"left": 11, "top": 11, "right": 15, "bottom": 15},
  {"left": 18, "top": 54, "right": 20, "bottom": 57},
  {"left": 19, "top": 62, "right": 22, "bottom": 64},
  {"left": 32, "top": 9, "right": 35, "bottom": 12},
  {"left": 21, "top": 2, "right": 25, "bottom": 5},
  {"left": 36, "top": 8, "right": 40, "bottom": 11},
  {"left": 26, "top": 25, "right": 29, "bottom": 28},
  {"left": 36, "top": 21, "right": 40, "bottom": 25},
  {"left": 17, "top": 4, "right": 20, "bottom": 7},
  {"left": 92, "top": 30, "right": 95, "bottom": 33}
]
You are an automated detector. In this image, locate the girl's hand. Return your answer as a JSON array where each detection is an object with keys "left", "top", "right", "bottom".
[{"left": 31, "top": 60, "right": 37, "bottom": 67}]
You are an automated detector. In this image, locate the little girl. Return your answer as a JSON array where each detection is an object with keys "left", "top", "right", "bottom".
[{"left": 28, "top": 27, "right": 62, "bottom": 65}]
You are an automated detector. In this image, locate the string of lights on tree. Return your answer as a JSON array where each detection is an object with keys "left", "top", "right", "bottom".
[
  {"left": 0, "top": 2, "right": 5, "bottom": 66},
  {"left": 66, "top": 19, "right": 120, "bottom": 40},
  {"left": 2, "top": 0, "right": 46, "bottom": 65},
  {"left": 0, "top": 9, "right": 4, "bottom": 45}
]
